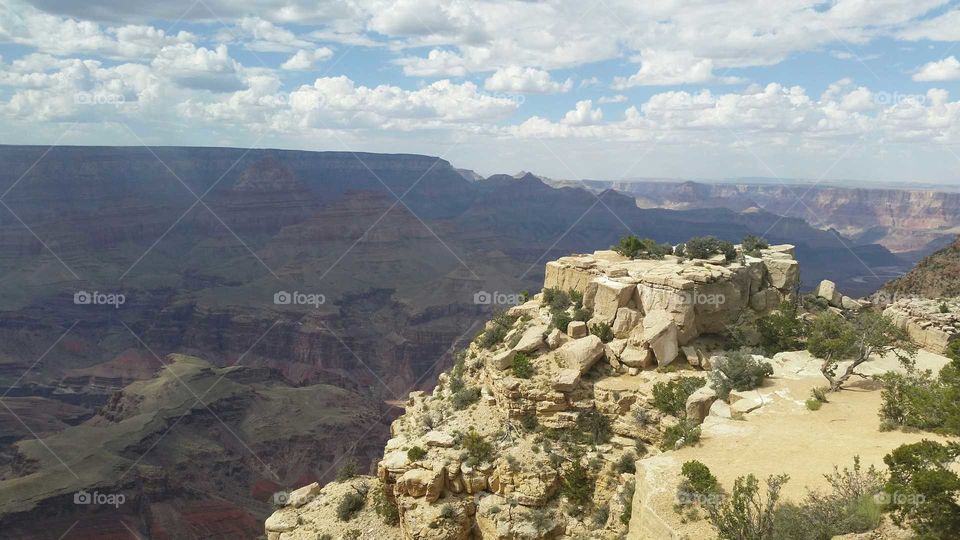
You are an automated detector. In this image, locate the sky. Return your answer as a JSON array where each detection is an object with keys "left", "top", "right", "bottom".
[{"left": 1, "top": 0, "right": 959, "bottom": 184}]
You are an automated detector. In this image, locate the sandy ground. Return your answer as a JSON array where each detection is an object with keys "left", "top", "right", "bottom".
[{"left": 629, "top": 349, "right": 954, "bottom": 540}]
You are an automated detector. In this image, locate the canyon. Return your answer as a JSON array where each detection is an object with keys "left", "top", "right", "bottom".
[{"left": 0, "top": 146, "right": 944, "bottom": 538}]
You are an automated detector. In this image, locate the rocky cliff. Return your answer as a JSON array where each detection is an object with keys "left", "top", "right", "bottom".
[
  {"left": 880, "top": 236, "right": 960, "bottom": 300},
  {"left": 265, "top": 245, "right": 800, "bottom": 539}
]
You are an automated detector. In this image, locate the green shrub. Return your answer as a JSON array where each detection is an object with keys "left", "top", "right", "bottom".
[
  {"left": 592, "top": 503, "right": 610, "bottom": 527},
  {"left": 560, "top": 459, "right": 595, "bottom": 510},
  {"left": 460, "top": 429, "right": 493, "bottom": 466},
  {"left": 684, "top": 236, "right": 737, "bottom": 261},
  {"left": 678, "top": 460, "right": 721, "bottom": 505},
  {"left": 652, "top": 376, "right": 706, "bottom": 417},
  {"left": 661, "top": 419, "right": 701, "bottom": 450},
  {"left": 615, "top": 452, "right": 636, "bottom": 474},
  {"left": 805, "top": 398, "right": 822, "bottom": 411},
  {"left": 590, "top": 322, "right": 614, "bottom": 343},
  {"left": 528, "top": 508, "right": 554, "bottom": 534},
  {"left": 741, "top": 235, "right": 769, "bottom": 256},
  {"left": 884, "top": 440, "right": 960, "bottom": 539},
  {"left": 877, "top": 361, "right": 960, "bottom": 435},
  {"left": 572, "top": 307, "right": 591, "bottom": 322},
  {"left": 519, "top": 413, "right": 537, "bottom": 431},
  {"left": 479, "top": 312, "right": 516, "bottom": 349},
  {"left": 336, "top": 458, "right": 359, "bottom": 481},
  {"left": 511, "top": 352, "right": 533, "bottom": 378},
  {"left": 576, "top": 409, "right": 612, "bottom": 445},
  {"left": 705, "top": 474, "right": 789, "bottom": 540},
  {"left": 756, "top": 301, "right": 807, "bottom": 355},
  {"left": 372, "top": 488, "right": 399, "bottom": 525},
  {"left": 407, "top": 446, "right": 427, "bottom": 461},
  {"left": 343, "top": 530, "right": 360, "bottom": 540},
  {"left": 810, "top": 386, "right": 829, "bottom": 403},
  {"left": 940, "top": 302, "right": 950, "bottom": 313},
  {"left": 451, "top": 387, "right": 481, "bottom": 410},
  {"left": 448, "top": 352, "right": 466, "bottom": 394},
  {"left": 439, "top": 504, "right": 456, "bottom": 520},
  {"left": 337, "top": 489, "right": 366, "bottom": 521},
  {"left": 709, "top": 350, "right": 773, "bottom": 401},
  {"left": 542, "top": 287, "right": 573, "bottom": 311},
  {"left": 550, "top": 309, "right": 572, "bottom": 333},
  {"left": 570, "top": 290, "right": 583, "bottom": 309},
  {"left": 613, "top": 235, "right": 673, "bottom": 259}
]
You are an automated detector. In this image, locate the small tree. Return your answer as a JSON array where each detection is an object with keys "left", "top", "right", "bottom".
[
  {"left": 755, "top": 302, "right": 807, "bottom": 355},
  {"left": 884, "top": 440, "right": 960, "bottom": 539},
  {"left": 705, "top": 474, "right": 789, "bottom": 540},
  {"left": 613, "top": 235, "right": 673, "bottom": 259},
  {"left": 512, "top": 352, "right": 533, "bottom": 378},
  {"left": 709, "top": 350, "right": 773, "bottom": 401},
  {"left": 807, "top": 311, "right": 917, "bottom": 391},
  {"left": 741, "top": 235, "right": 769, "bottom": 256}
]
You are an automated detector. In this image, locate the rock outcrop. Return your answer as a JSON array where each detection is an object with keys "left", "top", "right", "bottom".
[
  {"left": 884, "top": 297, "right": 960, "bottom": 354},
  {"left": 266, "top": 246, "right": 798, "bottom": 539}
]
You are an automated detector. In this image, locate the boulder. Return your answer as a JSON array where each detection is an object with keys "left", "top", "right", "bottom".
[
  {"left": 567, "top": 320, "right": 588, "bottom": 338},
  {"left": 423, "top": 430, "right": 454, "bottom": 448},
  {"left": 816, "top": 280, "right": 842, "bottom": 307},
  {"left": 513, "top": 324, "right": 547, "bottom": 353},
  {"left": 642, "top": 309, "right": 679, "bottom": 366},
  {"left": 709, "top": 399, "right": 732, "bottom": 419},
  {"left": 488, "top": 348, "right": 516, "bottom": 371},
  {"left": 685, "top": 386, "right": 717, "bottom": 424},
  {"left": 552, "top": 368, "right": 581, "bottom": 392},
  {"left": 764, "top": 258, "right": 800, "bottom": 290},
  {"left": 841, "top": 296, "right": 862, "bottom": 310},
  {"left": 612, "top": 307, "right": 643, "bottom": 337},
  {"left": 589, "top": 277, "right": 636, "bottom": 323},
  {"left": 264, "top": 510, "right": 299, "bottom": 534},
  {"left": 397, "top": 468, "right": 444, "bottom": 502},
  {"left": 286, "top": 482, "right": 321, "bottom": 508},
  {"left": 619, "top": 346, "right": 654, "bottom": 368},
  {"left": 750, "top": 287, "right": 782, "bottom": 312},
  {"left": 545, "top": 328, "right": 570, "bottom": 349},
  {"left": 557, "top": 335, "right": 605, "bottom": 373}
]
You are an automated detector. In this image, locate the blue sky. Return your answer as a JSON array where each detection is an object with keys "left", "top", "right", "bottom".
[{"left": 1, "top": 0, "right": 960, "bottom": 184}]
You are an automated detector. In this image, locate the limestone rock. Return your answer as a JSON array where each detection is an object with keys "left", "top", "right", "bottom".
[
  {"left": 642, "top": 309, "right": 679, "bottom": 366},
  {"left": 750, "top": 287, "right": 783, "bottom": 312},
  {"left": 589, "top": 277, "right": 636, "bottom": 323},
  {"left": 513, "top": 324, "right": 547, "bottom": 353},
  {"left": 764, "top": 258, "right": 800, "bottom": 289},
  {"left": 286, "top": 482, "right": 321, "bottom": 508},
  {"left": 423, "top": 430, "right": 454, "bottom": 448},
  {"left": 841, "top": 296, "right": 861, "bottom": 310},
  {"left": 612, "top": 306, "right": 643, "bottom": 337},
  {"left": 567, "top": 320, "right": 587, "bottom": 338},
  {"left": 396, "top": 468, "right": 444, "bottom": 502},
  {"left": 558, "top": 335, "right": 605, "bottom": 373},
  {"left": 264, "top": 510, "right": 299, "bottom": 533},
  {"left": 552, "top": 369, "right": 581, "bottom": 392},
  {"left": 685, "top": 386, "right": 717, "bottom": 424},
  {"left": 816, "top": 279, "right": 842, "bottom": 307},
  {"left": 545, "top": 328, "right": 569, "bottom": 349},
  {"left": 619, "top": 346, "right": 654, "bottom": 368},
  {"left": 489, "top": 349, "right": 516, "bottom": 371},
  {"left": 709, "top": 398, "right": 732, "bottom": 418}
]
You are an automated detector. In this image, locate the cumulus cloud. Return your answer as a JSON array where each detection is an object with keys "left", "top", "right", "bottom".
[
  {"left": 597, "top": 94, "right": 627, "bottom": 104},
  {"left": 151, "top": 43, "right": 245, "bottom": 92},
  {"left": 395, "top": 49, "right": 467, "bottom": 77},
  {"left": 561, "top": 100, "right": 602, "bottom": 125},
  {"left": 613, "top": 50, "right": 745, "bottom": 88},
  {"left": 913, "top": 56, "right": 960, "bottom": 82},
  {"left": 484, "top": 66, "right": 572, "bottom": 94},
  {"left": 280, "top": 47, "right": 334, "bottom": 70}
]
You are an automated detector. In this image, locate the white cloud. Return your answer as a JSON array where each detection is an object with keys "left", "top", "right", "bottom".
[
  {"left": 281, "top": 48, "right": 335, "bottom": 70},
  {"left": 561, "top": 100, "right": 602, "bottom": 125},
  {"left": 597, "top": 94, "right": 627, "bottom": 104},
  {"left": 913, "top": 56, "right": 960, "bottom": 82},
  {"left": 613, "top": 50, "right": 745, "bottom": 88},
  {"left": 395, "top": 49, "right": 467, "bottom": 77},
  {"left": 484, "top": 66, "right": 572, "bottom": 94},
  {"left": 151, "top": 43, "right": 245, "bottom": 92},
  {"left": 897, "top": 9, "right": 960, "bottom": 41}
]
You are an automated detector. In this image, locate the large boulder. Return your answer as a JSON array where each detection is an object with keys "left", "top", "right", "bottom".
[
  {"left": 685, "top": 386, "right": 717, "bottom": 424},
  {"left": 552, "top": 369, "right": 581, "bottom": 392},
  {"left": 619, "top": 346, "right": 654, "bottom": 368},
  {"left": 641, "top": 309, "right": 679, "bottom": 366},
  {"left": 557, "top": 335, "right": 605, "bottom": 373},
  {"left": 396, "top": 467, "right": 444, "bottom": 502},
  {"left": 763, "top": 257, "right": 800, "bottom": 290},
  {"left": 513, "top": 324, "right": 547, "bottom": 353},
  {"left": 612, "top": 307, "right": 643, "bottom": 337},
  {"left": 816, "top": 279, "right": 842, "bottom": 307},
  {"left": 286, "top": 482, "right": 321, "bottom": 508},
  {"left": 567, "top": 320, "right": 587, "bottom": 338},
  {"left": 587, "top": 277, "right": 636, "bottom": 323}
]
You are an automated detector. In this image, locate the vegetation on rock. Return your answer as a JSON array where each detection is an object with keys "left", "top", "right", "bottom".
[
  {"left": 756, "top": 301, "right": 807, "bottom": 355},
  {"left": 652, "top": 376, "right": 706, "bottom": 417},
  {"left": 613, "top": 235, "right": 674, "bottom": 259},
  {"left": 883, "top": 440, "right": 960, "bottom": 539},
  {"left": 511, "top": 352, "right": 534, "bottom": 378},
  {"left": 741, "top": 235, "right": 770, "bottom": 256},
  {"left": 708, "top": 349, "right": 773, "bottom": 400},
  {"left": 682, "top": 235, "right": 737, "bottom": 261},
  {"left": 590, "top": 322, "right": 614, "bottom": 343}
]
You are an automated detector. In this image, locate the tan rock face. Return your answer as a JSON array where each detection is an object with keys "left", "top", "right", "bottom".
[
  {"left": 566, "top": 320, "right": 588, "bottom": 338},
  {"left": 641, "top": 309, "right": 680, "bottom": 366},
  {"left": 557, "top": 335, "right": 605, "bottom": 373},
  {"left": 612, "top": 307, "right": 643, "bottom": 337},
  {"left": 884, "top": 297, "right": 960, "bottom": 354},
  {"left": 588, "top": 277, "right": 636, "bottom": 323}
]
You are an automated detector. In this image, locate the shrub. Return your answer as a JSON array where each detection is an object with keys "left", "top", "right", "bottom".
[
  {"left": 808, "top": 311, "right": 916, "bottom": 391},
  {"left": 479, "top": 312, "right": 516, "bottom": 349},
  {"left": 661, "top": 419, "right": 702, "bottom": 450},
  {"left": 810, "top": 386, "right": 829, "bottom": 403},
  {"left": 336, "top": 458, "right": 359, "bottom": 481},
  {"left": 344, "top": 530, "right": 361, "bottom": 540},
  {"left": 560, "top": 459, "right": 595, "bottom": 510},
  {"left": 372, "top": 488, "right": 399, "bottom": 525},
  {"left": 615, "top": 452, "right": 636, "bottom": 474},
  {"left": 705, "top": 474, "right": 789, "bottom": 540},
  {"left": 460, "top": 429, "right": 493, "bottom": 466},
  {"left": 709, "top": 350, "right": 773, "bottom": 401},
  {"left": 756, "top": 302, "right": 807, "bottom": 355},
  {"left": 528, "top": 508, "right": 554, "bottom": 534},
  {"left": 337, "top": 489, "right": 366, "bottom": 521},
  {"left": 619, "top": 480, "right": 636, "bottom": 525},
  {"left": 511, "top": 352, "right": 533, "bottom": 378},
  {"left": 592, "top": 503, "right": 610, "bottom": 527},
  {"left": 652, "top": 376, "right": 706, "bottom": 417},
  {"left": 741, "top": 235, "right": 769, "bottom": 256},
  {"left": 452, "top": 387, "right": 481, "bottom": 410},
  {"left": 613, "top": 235, "right": 673, "bottom": 259},
  {"left": 878, "top": 357, "right": 960, "bottom": 435},
  {"left": 883, "top": 440, "right": 960, "bottom": 539},
  {"left": 550, "top": 309, "right": 572, "bottom": 333},
  {"left": 678, "top": 460, "right": 721, "bottom": 505},
  {"left": 590, "top": 322, "right": 614, "bottom": 343},
  {"left": 439, "top": 504, "right": 456, "bottom": 520},
  {"left": 684, "top": 236, "right": 737, "bottom": 261},
  {"left": 542, "top": 287, "right": 572, "bottom": 311},
  {"left": 572, "top": 307, "right": 591, "bottom": 322},
  {"left": 805, "top": 398, "right": 822, "bottom": 411},
  {"left": 576, "top": 409, "right": 612, "bottom": 445},
  {"left": 407, "top": 446, "right": 427, "bottom": 461},
  {"left": 448, "top": 352, "right": 466, "bottom": 394},
  {"left": 940, "top": 302, "right": 950, "bottom": 313},
  {"left": 519, "top": 413, "right": 537, "bottom": 431}
]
